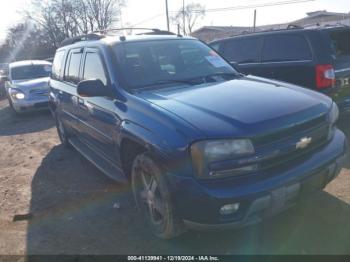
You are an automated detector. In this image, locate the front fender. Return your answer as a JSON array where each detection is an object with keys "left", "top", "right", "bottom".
[
  {"left": 119, "top": 120, "right": 174, "bottom": 159},
  {"left": 118, "top": 120, "right": 194, "bottom": 176}
]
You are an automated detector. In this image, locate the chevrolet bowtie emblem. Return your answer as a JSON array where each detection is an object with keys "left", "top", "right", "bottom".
[{"left": 296, "top": 137, "right": 312, "bottom": 149}]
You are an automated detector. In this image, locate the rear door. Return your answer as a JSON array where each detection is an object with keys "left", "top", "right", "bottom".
[
  {"left": 260, "top": 33, "right": 315, "bottom": 88},
  {"left": 220, "top": 36, "right": 263, "bottom": 76},
  {"left": 53, "top": 48, "right": 84, "bottom": 133}
]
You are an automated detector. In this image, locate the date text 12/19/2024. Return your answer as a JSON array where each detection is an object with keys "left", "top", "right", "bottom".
[{"left": 127, "top": 256, "right": 220, "bottom": 261}]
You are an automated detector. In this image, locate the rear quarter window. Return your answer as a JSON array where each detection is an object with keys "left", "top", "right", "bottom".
[
  {"left": 329, "top": 30, "right": 350, "bottom": 58},
  {"left": 51, "top": 50, "right": 65, "bottom": 80},
  {"left": 262, "top": 34, "right": 312, "bottom": 62}
]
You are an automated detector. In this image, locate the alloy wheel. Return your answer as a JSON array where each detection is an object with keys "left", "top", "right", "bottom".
[{"left": 137, "top": 167, "right": 166, "bottom": 226}]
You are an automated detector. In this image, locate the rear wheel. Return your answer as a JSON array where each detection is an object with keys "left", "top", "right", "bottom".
[
  {"left": 55, "top": 114, "right": 71, "bottom": 148},
  {"left": 131, "top": 153, "right": 185, "bottom": 239}
]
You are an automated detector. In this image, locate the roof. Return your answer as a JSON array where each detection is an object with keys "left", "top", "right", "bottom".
[
  {"left": 9, "top": 60, "right": 52, "bottom": 68},
  {"left": 193, "top": 26, "right": 251, "bottom": 33},
  {"left": 209, "top": 24, "right": 350, "bottom": 43},
  {"left": 197, "top": 26, "right": 250, "bottom": 31}
]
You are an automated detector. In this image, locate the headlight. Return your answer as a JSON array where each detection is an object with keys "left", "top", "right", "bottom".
[
  {"left": 191, "top": 139, "right": 255, "bottom": 179},
  {"left": 15, "top": 93, "right": 25, "bottom": 99},
  {"left": 328, "top": 102, "right": 339, "bottom": 125},
  {"left": 9, "top": 89, "right": 25, "bottom": 100}
]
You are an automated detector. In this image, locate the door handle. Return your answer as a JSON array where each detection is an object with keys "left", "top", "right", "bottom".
[{"left": 78, "top": 98, "right": 85, "bottom": 106}]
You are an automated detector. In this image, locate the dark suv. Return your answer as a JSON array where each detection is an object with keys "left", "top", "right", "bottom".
[
  {"left": 49, "top": 29, "right": 347, "bottom": 239},
  {"left": 210, "top": 25, "right": 350, "bottom": 113}
]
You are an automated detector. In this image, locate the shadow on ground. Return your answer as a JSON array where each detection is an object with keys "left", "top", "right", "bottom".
[
  {"left": 0, "top": 103, "right": 54, "bottom": 136},
  {"left": 25, "top": 144, "right": 350, "bottom": 255}
]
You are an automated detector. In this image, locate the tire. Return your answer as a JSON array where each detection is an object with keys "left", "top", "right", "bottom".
[
  {"left": 8, "top": 97, "right": 19, "bottom": 115},
  {"left": 131, "top": 153, "right": 185, "bottom": 239},
  {"left": 55, "top": 114, "right": 71, "bottom": 148}
]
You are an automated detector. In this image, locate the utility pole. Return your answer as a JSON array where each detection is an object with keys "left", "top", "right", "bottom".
[
  {"left": 183, "top": 0, "right": 186, "bottom": 35},
  {"left": 119, "top": 6, "right": 125, "bottom": 35},
  {"left": 165, "top": 0, "right": 170, "bottom": 31},
  {"left": 253, "top": 9, "right": 257, "bottom": 32}
]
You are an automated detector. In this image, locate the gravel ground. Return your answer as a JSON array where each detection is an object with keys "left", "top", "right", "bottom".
[{"left": 0, "top": 97, "right": 349, "bottom": 255}]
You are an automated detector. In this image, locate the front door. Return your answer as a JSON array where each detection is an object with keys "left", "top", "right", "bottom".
[
  {"left": 77, "top": 48, "right": 122, "bottom": 166},
  {"left": 221, "top": 36, "right": 263, "bottom": 76}
]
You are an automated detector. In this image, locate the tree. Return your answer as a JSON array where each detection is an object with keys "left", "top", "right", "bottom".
[
  {"left": 0, "top": 22, "right": 56, "bottom": 62},
  {"left": 172, "top": 2, "right": 205, "bottom": 35},
  {"left": 26, "top": 0, "right": 125, "bottom": 47}
]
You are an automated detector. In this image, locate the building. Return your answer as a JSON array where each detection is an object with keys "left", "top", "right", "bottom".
[
  {"left": 192, "top": 10, "right": 350, "bottom": 42},
  {"left": 291, "top": 10, "right": 350, "bottom": 27},
  {"left": 191, "top": 26, "right": 252, "bottom": 43}
]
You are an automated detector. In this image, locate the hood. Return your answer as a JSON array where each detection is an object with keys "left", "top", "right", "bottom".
[
  {"left": 11, "top": 77, "right": 50, "bottom": 93},
  {"left": 135, "top": 76, "right": 332, "bottom": 138},
  {"left": 12, "top": 77, "right": 50, "bottom": 88}
]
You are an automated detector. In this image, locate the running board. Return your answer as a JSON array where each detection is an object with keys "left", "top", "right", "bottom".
[{"left": 69, "top": 137, "right": 128, "bottom": 184}]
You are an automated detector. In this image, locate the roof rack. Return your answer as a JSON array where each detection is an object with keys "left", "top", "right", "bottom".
[
  {"left": 234, "top": 24, "right": 306, "bottom": 37},
  {"left": 60, "top": 33, "right": 105, "bottom": 47},
  {"left": 93, "top": 27, "right": 177, "bottom": 36},
  {"left": 286, "top": 24, "right": 304, "bottom": 29},
  {"left": 302, "top": 23, "right": 350, "bottom": 29},
  {"left": 59, "top": 28, "right": 179, "bottom": 47}
]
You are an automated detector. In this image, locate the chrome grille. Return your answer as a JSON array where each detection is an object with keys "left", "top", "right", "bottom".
[
  {"left": 253, "top": 114, "right": 327, "bottom": 147},
  {"left": 258, "top": 123, "right": 330, "bottom": 172},
  {"left": 29, "top": 89, "right": 49, "bottom": 98}
]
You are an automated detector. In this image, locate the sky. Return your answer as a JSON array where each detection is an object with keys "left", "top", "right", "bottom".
[{"left": 0, "top": 0, "right": 350, "bottom": 41}]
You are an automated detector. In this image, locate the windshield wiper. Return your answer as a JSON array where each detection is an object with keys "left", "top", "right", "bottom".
[
  {"left": 131, "top": 73, "right": 241, "bottom": 92},
  {"left": 153, "top": 79, "right": 196, "bottom": 86},
  {"left": 203, "top": 72, "right": 240, "bottom": 79},
  {"left": 132, "top": 79, "right": 196, "bottom": 92}
]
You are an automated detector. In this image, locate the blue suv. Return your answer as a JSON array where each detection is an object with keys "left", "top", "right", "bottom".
[{"left": 49, "top": 29, "right": 347, "bottom": 239}]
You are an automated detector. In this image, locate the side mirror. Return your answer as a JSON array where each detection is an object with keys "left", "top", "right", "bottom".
[
  {"left": 77, "top": 79, "right": 111, "bottom": 98},
  {"left": 230, "top": 61, "right": 240, "bottom": 71}
]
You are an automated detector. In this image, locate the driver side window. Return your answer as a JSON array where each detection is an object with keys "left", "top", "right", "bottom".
[{"left": 83, "top": 51, "right": 107, "bottom": 86}]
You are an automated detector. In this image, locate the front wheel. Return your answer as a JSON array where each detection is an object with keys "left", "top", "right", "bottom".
[
  {"left": 8, "top": 97, "right": 19, "bottom": 114},
  {"left": 131, "top": 153, "right": 185, "bottom": 239}
]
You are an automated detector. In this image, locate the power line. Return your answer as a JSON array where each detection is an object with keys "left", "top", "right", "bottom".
[
  {"left": 171, "top": 0, "right": 316, "bottom": 13},
  {"left": 130, "top": 0, "right": 316, "bottom": 28},
  {"left": 131, "top": 13, "right": 164, "bottom": 27}
]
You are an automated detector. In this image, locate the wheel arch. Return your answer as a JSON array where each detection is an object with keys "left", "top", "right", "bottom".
[{"left": 119, "top": 120, "right": 171, "bottom": 180}]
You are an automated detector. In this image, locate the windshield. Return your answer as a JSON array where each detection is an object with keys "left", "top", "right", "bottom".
[
  {"left": 114, "top": 39, "right": 238, "bottom": 90},
  {"left": 11, "top": 64, "right": 52, "bottom": 80}
]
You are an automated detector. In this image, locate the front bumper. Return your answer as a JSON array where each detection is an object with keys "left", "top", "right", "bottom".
[
  {"left": 11, "top": 97, "right": 49, "bottom": 112},
  {"left": 168, "top": 129, "right": 347, "bottom": 229}
]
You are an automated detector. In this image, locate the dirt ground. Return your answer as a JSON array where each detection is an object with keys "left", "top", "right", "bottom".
[{"left": 0, "top": 97, "right": 349, "bottom": 255}]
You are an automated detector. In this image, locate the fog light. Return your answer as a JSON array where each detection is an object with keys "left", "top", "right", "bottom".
[{"left": 220, "top": 203, "right": 240, "bottom": 215}]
